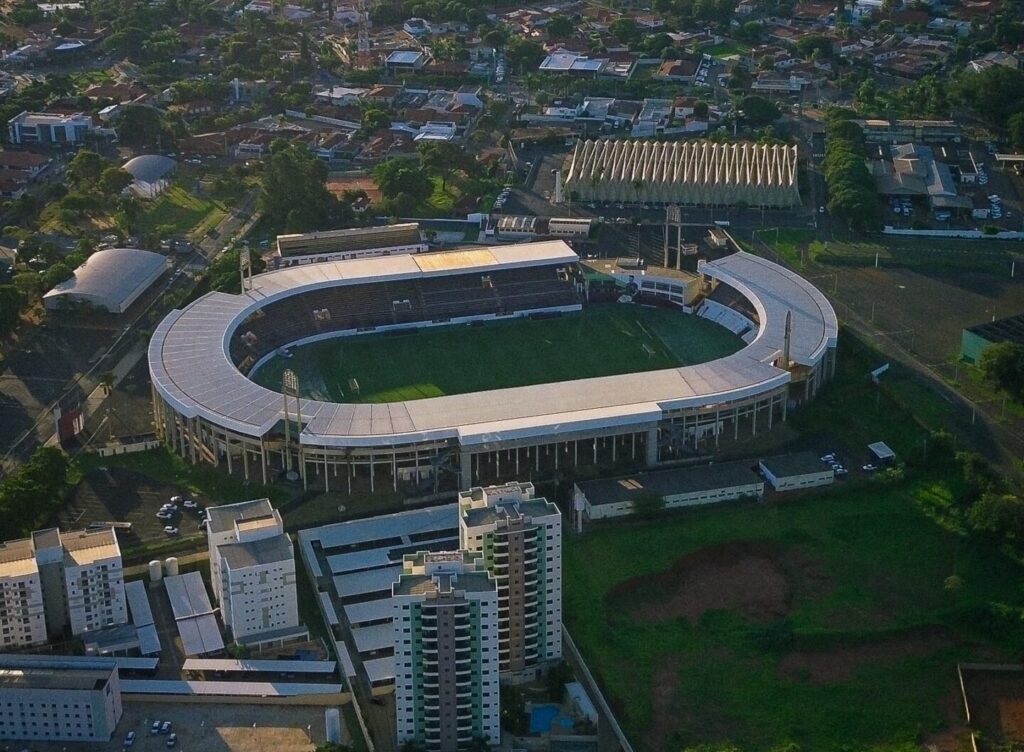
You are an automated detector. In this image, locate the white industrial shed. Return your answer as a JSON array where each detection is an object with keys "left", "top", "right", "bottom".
[
  {"left": 121, "top": 154, "right": 176, "bottom": 198},
  {"left": 44, "top": 248, "right": 170, "bottom": 313},
  {"left": 562, "top": 139, "right": 801, "bottom": 207}
]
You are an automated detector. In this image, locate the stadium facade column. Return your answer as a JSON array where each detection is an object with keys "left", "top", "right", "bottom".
[
  {"left": 324, "top": 453, "right": 329, "bottom": 493},
  {"left": 225, "top": 434, "right": 233, "bottom": 475},
  {"left": 392, "top": 454, "right": 397, "bottom": 492},
  {"left": 752, "top": 401, "right": 757, "bottom": 436},
  {"left": 260, "top": 441, "right": 268, "bottom": 485},
  {"left": 459, "top": 449, "right": 472, "bottom": 490},
  {"left": 242, "top": 444, "right": 249, "bottom": 480},
  {"left": 645, "top": 426, "right": 658, "bottom": 465},
  {"left": 593, "top": 438, "right": 598, "bottom": 464}
]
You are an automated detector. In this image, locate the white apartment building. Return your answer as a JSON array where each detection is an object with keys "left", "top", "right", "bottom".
[
  {"left": 393, "top": 551, "right": 500, "bottom": 752},
  {"left": 458, "top": 483, "right": 562, "bottom": 678},
  {"left": 0, "top": 528, "right": 126, "bottom": 646},
  {"left": 0, "top": 539, "right": 47, "bottom": 649},
  {"left": 0, "top": 659, "right": 122, "bottom": 742},
  {"left": 206, "top": 499, "right": 300, "bottom": 642}
]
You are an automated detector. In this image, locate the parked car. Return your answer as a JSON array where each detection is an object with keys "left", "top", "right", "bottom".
[
  {"left": 124, "top": 731, "right": 136, "bottom": 747},
  {"left": 156, "top": 511, "right": 173, "bottom": 520},
  {"left": 170, "top": 495, "right": 182, "bottom": 504},
  {"left": 835, "top": 466, "right": 848, "bottom": 476},
  {"left": 160, "top": 721, "right": 172, "bottom": 735},
  {"left": 183, "top": 500, "right": 198, "bottom": 509},
  {"left": 862, "top": 464, "right": 877, "bottom": 472},
  {"left": 151, "top": 721, "right": 161, "bottom": 735},
  {"left": 166, "top": 733, "right": 178, "bottom": 748},
  {"left": 163, "top": 526, "right": 179, "bottom": 536},
  {"left": 820, "top": 453, "right": 835, "bottom": 462}
]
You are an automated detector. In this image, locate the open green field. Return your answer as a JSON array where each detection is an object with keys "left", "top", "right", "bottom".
[
  {"left": 564, "top": 335, "right": 1016, "bottom": 752},
  {"left": 704, "top": 41, "right": 751, "bottom": 58},
  {"left": 252, "top": 305, "right": 744, "bottom": 403},
  {"left": 812, "top": 234, "right": 1018, "bottom": 274},
  {"left": 138, "top": 184, "right": 227, "bottom": 240}
]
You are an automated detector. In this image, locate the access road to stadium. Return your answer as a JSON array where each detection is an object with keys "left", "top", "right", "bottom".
[{"left": 148, "top": 240, "right": 838, "bottom": 496}]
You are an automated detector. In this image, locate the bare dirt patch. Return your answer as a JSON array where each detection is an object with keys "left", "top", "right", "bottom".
[
  {"left": 610, "top": 541, "right": 831, "bottom": 625},
  {"left": 961, "top": 667, "right": 1024, "bottom": 751},
  {"left": 643, "top": 656, "right": 682, "bottom": 751},
  {"left": 777, "top": 628, "right": 954, "bottom": 684}
]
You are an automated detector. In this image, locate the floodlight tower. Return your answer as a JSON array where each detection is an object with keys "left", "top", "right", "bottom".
[
  {"left": 282, "top": 369, "right": 306, "bottom": 487},
  {"left": 239, "top": 246, "right": 253, "bottom": 292},
  {"left": 664, "top": 204, "right": 682, "bottom": 269}
]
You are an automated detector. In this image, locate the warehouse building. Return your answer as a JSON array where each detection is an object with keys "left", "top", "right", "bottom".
[
  {"left": 43, "top": 248, "right": 170, "bottom": 314},
  {"left": 961, "top": 313, "right": 1024, "bottom": 364},
  {"left": 574, "top": 459, "right": 764, "bottom": 520},
  {"left": 758, "top": 452, "right": 834, "bottom": 492},
  {"left": 561, "top": 139, "right": 801, "bottom": 208},
  {"left": 0, "top": 657, "right": 122, "bottom": 742}
]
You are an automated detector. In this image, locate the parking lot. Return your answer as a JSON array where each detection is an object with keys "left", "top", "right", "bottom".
[
  {"left": 62, "top": 466, "right": 208, "bottom": 547},
  {"left": 12, "top": 702, "right": 339, "bottom": 752}
]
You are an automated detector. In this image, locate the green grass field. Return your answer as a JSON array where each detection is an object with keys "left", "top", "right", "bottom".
[
  {"left": 139, "top": 184, "right": 227, "bottom": 240},
  {"left": 564, "top": 335, "right": 1011, "bottom": 752},
  {"left": 252, "top": 305, "right": 744, "bottom": 403}
]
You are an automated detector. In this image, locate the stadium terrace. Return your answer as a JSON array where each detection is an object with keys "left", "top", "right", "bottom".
[{"left": 148, "top": 240, "right": 837, "bottom": 493}]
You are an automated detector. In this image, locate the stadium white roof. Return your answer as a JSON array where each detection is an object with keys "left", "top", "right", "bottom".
[
  {"left": 44, "top": 248, "right": 169, "bottom": 314},
  {"left": 150, "top": 243, "right": 837, "bottom": 448}
]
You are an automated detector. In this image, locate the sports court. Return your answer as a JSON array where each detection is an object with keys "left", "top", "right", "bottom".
[{"left": 251, "top": 304, "right": 744, "bottom": 403}]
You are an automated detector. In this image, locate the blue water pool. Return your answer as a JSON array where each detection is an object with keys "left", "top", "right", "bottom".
[{"left": 529, "top": 705, "right": 560, "bottom": 734}]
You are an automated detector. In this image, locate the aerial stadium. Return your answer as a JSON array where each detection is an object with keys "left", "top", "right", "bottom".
[
  {"left": 148, "top": 239, "right": 837, "bottom": 494},
  {"left": 561, "top": 139, "right": 801, "bottom": 208}
]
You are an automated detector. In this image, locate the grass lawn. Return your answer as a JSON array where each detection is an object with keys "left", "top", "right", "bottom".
[
  {"left": 565, "top": 475, "right": 1024, "bottom": 752},
  {"left": 425, "top": 176, "right": 461, "bottom": 214},
  {"left": 704, "top": 41, "right": 751, "bottom": 58},
  {"left": 813, "top": 235, "right": 1017, "bottom": 275},
  {"left": 251, "top": 305, "right": 744, "bottom": 403},
  {"left": 139, "top": 184, "right": 227, "bottom": 240},
  {"left": 564, "top": 333, "right": 996, "bottom": 752},
  {"left": 754, "top": 228, "right": 816, "bottom": 270}
]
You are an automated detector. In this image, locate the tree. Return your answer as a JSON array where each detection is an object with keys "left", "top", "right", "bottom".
[
  {"left": 374, "top": 158, "right": 433, "bottom": 206},
  {"left": 546, "top": 14, "right": 574, "bottom": 38},
  {"left": 0, "top": 285, "right": 23, "bottom": 337},
  {"left": 1010, "top": 112, "right": 1024, "bottom": 151},
  {"left": 67, "top": 149, "right": 106, "bottom": 185},
  {"left": 42, "top": 262, "right": 73, "bottom": 290},
  {"left": 979, "top": 341, "right": 1024, "bottom": 402},
  {"left": 417, "top": 141, "right": 465, "bottom": 190},
  {"left": 499, "top": 684, "right": 528, "bottom": 734},
  {"left": 609, "top": 17, "right": 639, "bottom": 44},
  {"left": 114, "top": 106, "right": 170, "bottom": 148},
  {"left": 506, "top": 37, "right": 544, "bottom": 74},
  {"left": 98, "top": 166, "right": 134, "bottom": 195},
  {"left": 483, "top": 26, "right": 508, "bottom": 50},
  {"left": 0, "top": 446, "right": 71, "bottom": 537},
  {"left": 359, "top": 107, "right": 392, "bottom": 136},
  {"left": 968, "top": 493, "right": 1024, "bottom": 542},
  {"left": 633, "top": 490, "right": 665, "bottom": 517},
  {"left": 545, "top": 660, "right": 573, "bottom": 702},
  {"left": 739, "top": 95, "right": 779, "bottom": 126},
  {"left": 208, "top": 247, "right": 266, "bottom": 294},
  {"left": 259, "top": 141, "right": 345, "bottom": 232}
]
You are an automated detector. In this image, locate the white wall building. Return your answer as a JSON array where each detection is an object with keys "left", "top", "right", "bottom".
[
  {"left": 7, "top": 111, "right": 95, "bottom": 145},
  {"left": 0, "top": 528, "right": 126, "bottom": 645},
  {"left": 459, "top": 483, "right": 562, "bottom": 679},
  {"left": 393, "top": 551, "right": 500, "bottom": 751},
  {"left": 759, "top": 452, "right": 835, "bottom": 492},
  {"left": 0, "top": 539, "right": 47, "bottom": 649},
  {"left": 0, "top": 661, "right": 122, "bottom": 742},
  {"left": 206, "top": 499, "right": 300, "bottom": 642}
]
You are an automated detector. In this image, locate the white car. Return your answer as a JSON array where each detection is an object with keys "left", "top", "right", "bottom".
[
  {"left": 163, "top": 526, "right": 179, "bottom": 536},
  {"left": 124, "top": 731, "right": 136, "bottom": 747},
  {"left": 170, "top": 495, "right": 182, "bottom": 503},
  {"left": 199, "top": 518, "right": 209, "bottom": 530},
  {"left": 835, "top": 466, "right": 848, "bottom": 476},
  {"left": 183, "top": 500, "right": 198, "bottom": 509},
  {"left": 156, "top": 511, "right": 173, "bottom": 520},
  {"left": 820, "top": 453, "right": 835, "bottom": 462},
  {"left": 862, "top": 464, "right": 877, "bottom": 472}
]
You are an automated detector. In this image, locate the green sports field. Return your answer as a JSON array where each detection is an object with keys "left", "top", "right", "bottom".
[{"left": 251, "top": 305, "right": 744, "bottom": 403}]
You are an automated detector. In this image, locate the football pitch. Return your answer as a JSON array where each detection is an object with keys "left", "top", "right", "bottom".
[{"left": 251, "top": 304, "right": 745, "bottom": 403}]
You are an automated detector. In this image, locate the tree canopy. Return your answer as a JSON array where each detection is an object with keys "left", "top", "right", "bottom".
[
  {"left": 822, "top": 118, "right": 880, "bottom": 232},
  {"left": 978, "top": 341, "right": 1024, "bottom": 402},
  {"left": 259, "top": 140, "right": 350, "bottom": 232},
  {"left": 0, "top": 447, "right": 72, "bottom": 538}
]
